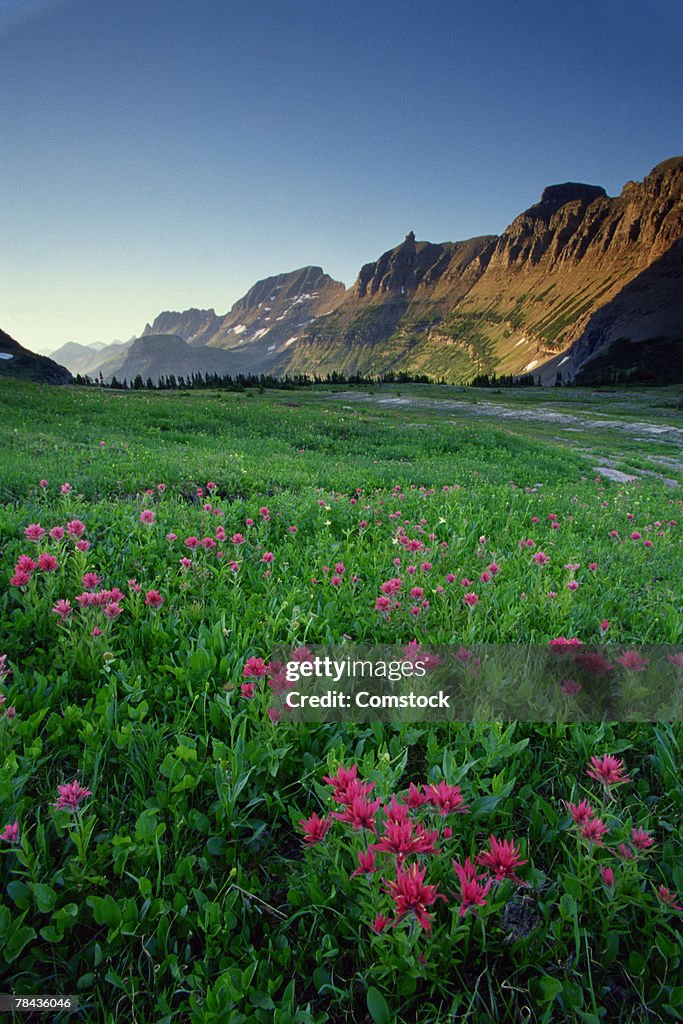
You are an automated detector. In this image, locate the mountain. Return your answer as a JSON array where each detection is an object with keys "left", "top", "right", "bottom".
[
  {"left": 89, "top": 156, "right": 682, "bottom": 386},
  {"left": 110, "top": 333, "right": 267, "bottom": 383},
  {"left": 0, "top": 328, "right": 72, "bottom": 384},
  {"left": 50, "top": 340, "right": 132, "bottom": 377}
]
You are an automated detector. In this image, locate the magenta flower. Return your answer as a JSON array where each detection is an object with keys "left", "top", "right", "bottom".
[
  {"left": 384, "top": 862, "right": 446, "bottom": 933},
  {"left": 331, "top": 795, "right": 382, "bottom": 832},
  {"left": 600, "top": 866, "right": 615, "bottom": 887},
  {"left": 103, "top": 602, "right": 123, "bottom": 620},
  {"left": 49, "top": 526, "right": 65, "bottom": 540},
  {"left": 75, "top": 540, "right": 90, "bottom": 552},
  {"left": 586, "top": 754, "right": 631, "bottom": 790},
  {"left": 453, "top": 857, "right": 493, "bottom": 917},
  {"left": 0, "top": 821, "right": 19, "bottom": 843},
  {"left": 631, "top": 827, "right": 655, "bottom": 851},
  {"left": 371, "top": 914, "right": 391, "bottom": 933},
  {"left": 140, "top": 509, "right": 155, "bottom": 524},
  {"left": 24, "top": 523, "right": 46, "bottom": 542},
  {"left": 423, "top": 780, "right": 469, "bottom": 816},
  {"left": 579, "top": 817, "right": 609, "bottom": 846},
  {"left": 144, "top": 589, "right": 164, "bottom": 609},
  {"left": 476, "top": 835, "right": 527, "bottom": 884},
  {"left": 533, "top": 551, "right": 549, "bottom": 565},
  {"left": 37, "top": 553, "right": 59, "bottom": 572},
  {"left": 10, "top": 570, "right": 32, "bottom": 588},
  {"left": 616, "top": 650, "right": 649, "bottom": 672},
  {"left": 560, "top": 679, "right": 582, "bottom": 696},
  {"left": 52, "top": 599, "right": 72, "bottom": 620},
  {"left": 243, "top": 657, "right": 268, "bottom": 678},
  {"left": 350, "top": 848, "right": 378, "bottom": 878},
  {"left": 66, "top": 519, "right": 86, "bottom": 538},
  {"left": 298, "top": 812, "right": 332, "bottom": 845},
  {"left": 657, "top": 886, "right": 682, "bottom": 911},
  {"left": 240, "top": 682, "right": 256, "bottom": 698},
  {"left": 60, "top": 482, "right": 73, "bottom": 494},
  {"left": 565, "top": 799, "right": 596, "bottom": 825},
  {"left": 463, "top": 592, "right": 479, "bottom": 608},
  {"left": 54, "top": 780, "right": 92, "bottom": 812}
]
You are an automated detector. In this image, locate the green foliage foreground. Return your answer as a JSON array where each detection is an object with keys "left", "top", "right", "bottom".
[{"left": 0, "top": 380, "right": 681, "bottom": 1023}]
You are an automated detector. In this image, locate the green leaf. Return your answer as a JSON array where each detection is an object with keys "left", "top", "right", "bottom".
[
  {"left": 366, "top": 986, "right": 391, "bottom": 1024},
  {"left": 537, "top": 976, "right": 563, "bottom": 1004},
  {"left": 32, "top": 883, "right": 57, "bottom": 913}
]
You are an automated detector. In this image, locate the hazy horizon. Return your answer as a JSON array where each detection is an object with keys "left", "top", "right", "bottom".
[{"left": 2, "top": 0, "right": 682, "bottom": 355}]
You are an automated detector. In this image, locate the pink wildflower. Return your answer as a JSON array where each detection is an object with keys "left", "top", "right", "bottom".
[
  {"left": 476, "top": 836, "right": 527, "bottom": 884},
  {"left": 0, "top": 821, "right": 19, "bottom": 843},
  {"left": 144, "top": 590, "right": 164, "bottom": 609},
  {"left": 140, "top": 509, "right": 155, "bottom": 524},
  {"left": 586, "top": 754, "right": 631, "bottom": 789},
  {"left": 423, "top": 780, "right": 469, "bottom": 816},
  {"left": 54, "top": 780, "right": 92, "bottom": 811},
  {"left": 385, "top": 862, "right": 446, "bottom": 932},
  {"left": 66, "top": 519, "right": 86, "bottom": 538},
  {"left": 52, "top": 599, "right": 72, "bottom": 620},
  {"left": 616, "top": 650, "right": 649, "bottom": 672},
  {"left": 243, "top": 656, "right": 268, "bottom": 678},
  {"left": 631, "top": 827, "right": 655, "bottom": 851},
  {"left": 37, "top": 553, "right": 59, "bottom": 572},
  {"left": 24, "top": 523, "right": 46, "bottom": 542},
  {"left": 453, "top": 857, "right": 492, "bottom": 917}
]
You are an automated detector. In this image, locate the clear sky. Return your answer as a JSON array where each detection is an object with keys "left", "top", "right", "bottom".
[{"left": 1, "top": 0, "right": 682, "bottom": 353}]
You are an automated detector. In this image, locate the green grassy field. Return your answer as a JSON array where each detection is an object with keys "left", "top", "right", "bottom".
[{"left": 1, "top": 378, "right": 682, "bottom": 1023}]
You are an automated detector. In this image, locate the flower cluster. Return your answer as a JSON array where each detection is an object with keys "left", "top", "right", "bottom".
[{"left": 298, "top": 763, "right": 528, "bottom": 936}]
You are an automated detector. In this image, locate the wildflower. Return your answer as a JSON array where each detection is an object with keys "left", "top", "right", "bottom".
[
  {"left": 657, "top": 886, "right": 683, "bottom": 911},
  {"left": 372, "top": 820, "right": 438, "bottom": 863},
  {"left": 380, "top": 577, "right": 402, "bottom": 595},
  {"left": 476, "top": 836, "right": 528, "bottom": 883},
  {"left": 488, "top": 562, "right": 500, "bottom": 574},
  {"left": 259, "top": 506, "right": 270, "bottom": 519},
  {"left": 103, "top": 602, "right": 123, "bottom": 620},
  {"left": 331, "top": 794, "right": 381, "bottom": 832},
  {"left": 375, "top": 596, "right": 393, "bottom": 615},
  {"left": 384, "top": 862, "right": 446, "bottom": 933},
  {"left": 37, "top": 553, "right": 59, "bottom": 572},
  {"left": 179, "top": 557, "right": 192, "bottom": 568},
  {"left": 667, "top": 653, "right": 683, "bottom": 667},
  {"left": 260, "top": 552, "right": 274, "bottom": 563},
  {"left": 128, "top": 579, "right": 141, "bottom": 593},
  {"left": 561, "top": 679, "right": 582, "bottom": 696},
  {"left": 184, "top": 536, "right": 200, "bottom": 549},
  {"left": 549, "top": 637, "right": 582, "bottom": 653},
  {"left": 240, "top": 682, "right": 256, "bottom": 698},
  {"left": 54, "top": 780, "right": 92, "bottom": 812},
  {"left": 166, "top": 533, "right": 177, "bottom": 542},
  {"left": 51, "top": 599, "right": 72, "bottom": 620},
  {"left": 10, "top": 570, "right": 32, "bottom": 587},
  {"left": 453, "top": 857, "right": 493, "bottom": 917},
  {"left": 0, "top": 821, "right": 19, "bottom": 843},
  {"left": 82, "top": 572, "right": 102, "bottom": 589},
  {"left": 49, "top": 526, "right": 65, "bottom": 540},
  {"left": 600, "top": 866, "right": 614, "bottom": 887},
  {"left": 202, "top": 537, "right": 216, "bottom": 550},
  {"left": 579, "top": 817, "right": 609, "bottom": 846},
  {"left": 423, "top": 780, "right": 469, "bottom": 816},
  {"left": 619, "top": 843, "right": 636, "bottom": 861},
  {"left": 371, "top": 914, "right": 391, "bottom": 933},
  {"left": 564, "top": 799, "right": 596, "bottom": 827},
  {"left": 60, "top": 483, "right": 73, "bottom": 494},
  {"left": 0, "top": 654, "right": 7, "bottom": 680},
  {"left": 288, "top": 525, "right": 297, "bottom": 533},
  {"left": 586, "top": 754, "right": 631, "bottom": 790},
  {"left": 631, "top": 827, "right": 655, "bottom": 851},
  {"left": 66, "top": 519, "right": 86, "bottom": 538},
  {"left": 463, "top": 592, "right": 479, "bottom": 608},
  {"left": 144, "top": 590, "right": 164, "bottom": 609},
  {"left": 350, "top": 848, "right": 379, "bottom": 877},
  {"left": 91, "top": 627, "right": 103, "bottom": 637},
  {"left": 243, "top": 657, "right": 268, "bottom": 678},
  {"left": 322, "top": 763, "right": 359, "bottom": 799},
  {"left": 267, "top": 707, "right": 283, "bottom": 723},
  {"left": 567, "top": 580, "right": 579, "bottom": 591},
  {"left": 24, "top": 523, "right": 46, "bottom": 542},
  {"left": 616, "top": 650, "right": 649, "bottom": 672},
  {"left": 5, "top": 707, "right": 15, "bottom": 719},
  {"left": 140, "top": 509, "right": 155, "bottom": 524},
  {"left": 157, "top": 483, "right": 166, "bottom": 492},
  {"left": 206, "top": 481, "right": 217, "bottom": 492},
  {"left": 533, "top": 552, "right": 549, "bottom": 565},
  {"left": 40, "top": 479, "right": 48, "bottom": 488},
  {"left": 405, "top": 782, "right": 428, "bottom": 808},
  {"left": 215, "top": 526, "right": 226, "bottom": 541},
  {"left": 630, "top": 532, "right": 642, "bottom": 540}
]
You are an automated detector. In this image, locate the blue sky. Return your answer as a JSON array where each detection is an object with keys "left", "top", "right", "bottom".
[{"left": 1, "top": 0, "right": 681, "bottom": 352}]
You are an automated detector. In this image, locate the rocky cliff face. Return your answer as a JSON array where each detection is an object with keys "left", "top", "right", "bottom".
[
  {"left": 89, "top": 156, "right": 683, "bottom": 385},
  {"left": 142, "top": 309, "right": 223, "bottom": 347}
]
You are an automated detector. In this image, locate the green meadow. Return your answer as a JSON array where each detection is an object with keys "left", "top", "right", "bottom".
[{"left": 1, "top": 378, "right": 682, "bottom": 1023}]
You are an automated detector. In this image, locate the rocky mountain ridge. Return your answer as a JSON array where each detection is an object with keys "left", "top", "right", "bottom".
[{"left": 55, "top": 155, "right": 683, "bottom": 385}]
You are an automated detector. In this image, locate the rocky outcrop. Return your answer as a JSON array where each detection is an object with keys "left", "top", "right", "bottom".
[{"left": 142, "top": 309, "right": 223, "bottom": 347}]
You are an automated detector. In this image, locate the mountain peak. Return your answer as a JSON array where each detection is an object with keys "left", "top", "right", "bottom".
[{"left": 538, "top": 182, "right": 607, "bottom": 207}]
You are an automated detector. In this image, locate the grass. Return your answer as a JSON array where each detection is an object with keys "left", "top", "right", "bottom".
[{"left": 0, "top": 378, "right": 681, "bottom": 1023}]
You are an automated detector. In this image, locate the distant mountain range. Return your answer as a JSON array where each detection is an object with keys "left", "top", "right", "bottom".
[{"left": 9, "top": 156, "right": 683, "bottom": 387}]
